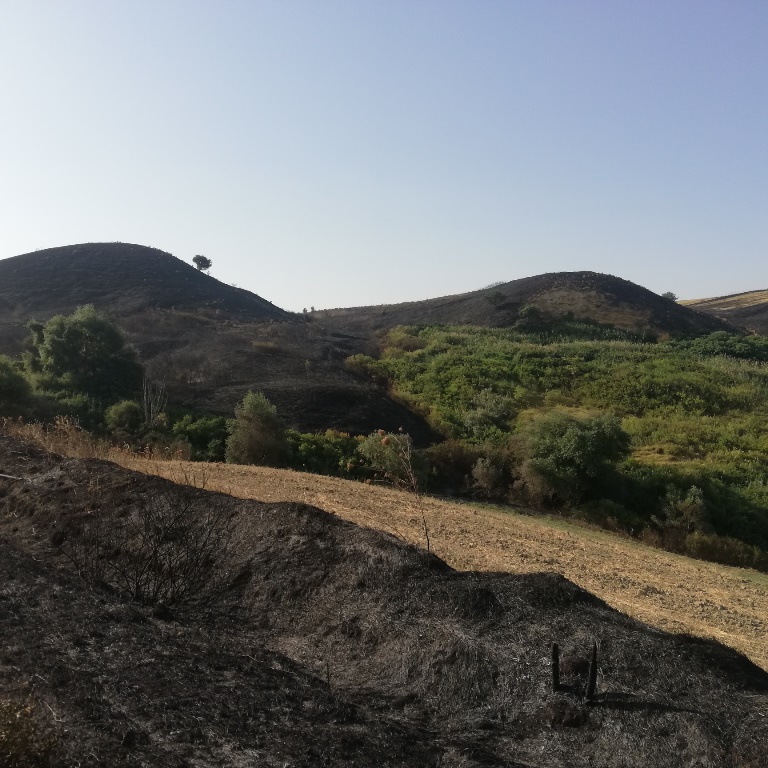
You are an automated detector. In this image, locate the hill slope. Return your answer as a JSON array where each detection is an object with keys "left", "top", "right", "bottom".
[
  {"left": 0, "top": 244, "right": 436, "bottom": 439},
  {"left": 0, "top": 242, "right": 289, "bottom": 321},
  {"left": 2, "top": 434, "right": 767, "bottom": 767},
  {"left": 683, "top": 289, "right": 768, "bottom": 334},
  {"left": 320, "top": 271, "right": 738, "bottom": 336}
]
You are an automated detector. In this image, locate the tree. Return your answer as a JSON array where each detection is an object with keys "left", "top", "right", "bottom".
[
  {"left": 661, "top": 291, "right": 678, "bottom": 301},
  {"left": 225, "top": 391, "right": 289, "bottom": 466},
  {"left": 524, "top": 412, "right": 630, "bottom": 502},
  {"left": 0, "top": 355, "right": 32, "bottom": 416},
  {"left": 192, "top": 255, "right": 212, "bottom": 272},
  {"left": 24, "top": 305, "right": 143, "bottom": 403}
]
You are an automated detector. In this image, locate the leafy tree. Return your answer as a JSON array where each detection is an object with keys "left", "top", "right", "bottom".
[
  {"left": 225, "top": 391, "right": 289, "bottom": 466},
  {"left": 172, "top": 413, "right": 228, "bottom": 461},
  {"left": 524, "top": 412, "right": 631, "bottom": 502},
  {"left": 192, "top": 255, "right": 212, "bottom": 272},
  {"left": 0, "top": 355, "right": 32, "bottom": 416},
  {"left": 24, "top": 305, "right": 143, "bottom": 404},
  {"left": 661, "top": 291, "right": 678, "bottom": 301},
  {"left": 104, "top": 400, "right": 144, "bottom": 435}
]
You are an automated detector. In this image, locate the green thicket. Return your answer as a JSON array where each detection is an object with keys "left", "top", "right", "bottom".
[{"left": 347, "top": 325, "right": 768, "bottom": 570}]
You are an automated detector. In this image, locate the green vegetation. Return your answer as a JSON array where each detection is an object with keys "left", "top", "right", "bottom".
[
  {"left": 24, "top": 304, "right": 143, "bottom": 404},
  {"left": 192, "top": 254, "right": 212, "bottom": 272},
  {"left": 3, "top": 304, "right": 768, "bottom": 571},
  {"left": 347, "top": 324, "right": 768, "bottom": 570},
  {"left": 225, "top": 390, "right": 291, "bottom": 466}
]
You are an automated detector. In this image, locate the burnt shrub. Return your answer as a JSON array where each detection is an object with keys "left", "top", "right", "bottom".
[{"left": 60, "top": 482, "right": 236, "bottom": 606}]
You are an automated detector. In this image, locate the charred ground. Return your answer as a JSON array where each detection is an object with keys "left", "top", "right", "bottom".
[
  {"left": 684, "top": 289, "right": 768, "bottom": 335},
  {"left": 317, "top": 271, "right": 738, "bottom": 337},
  {"left": 1, "top": 435, "right": 766, "bottom": 767}
]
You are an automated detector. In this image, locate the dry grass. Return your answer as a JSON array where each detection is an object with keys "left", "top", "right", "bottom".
[
  {"left": 112, "top": 455, "right": 768, "bottom": 672},
  {"left": 682, "top": 290, "right": 768, "bottom": 310},
  {"left": 4, "top": 418, "right": 765, "bottom": 671}
]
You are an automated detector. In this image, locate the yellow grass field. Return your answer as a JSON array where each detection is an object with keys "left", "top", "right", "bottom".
[{"left": 113, "top": 456, "right": 768, "bottom": 672}]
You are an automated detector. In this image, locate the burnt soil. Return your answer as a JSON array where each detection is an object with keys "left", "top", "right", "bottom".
[
  {"left": 0, "top": 243, "right": 436, "bottom": 441},
  {"left": 1, "top": 435, "right": 767, "bottom": 767},
  {"left": 317, "top": 271, "right": 738, "bottom": 337},
  {"left": 684, "top": 290, "right": 768, "bottom": 335}
]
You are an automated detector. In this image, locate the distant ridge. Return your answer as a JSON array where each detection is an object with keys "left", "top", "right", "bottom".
[
  {"left": 0, "top": 242, "right": 289, "bottom": 321},
  {"left": 320, "top": 270, "right": 738, "bottom": 336},
  {"left": 683, "top": 289, "right": 768, "bottom": 334}
]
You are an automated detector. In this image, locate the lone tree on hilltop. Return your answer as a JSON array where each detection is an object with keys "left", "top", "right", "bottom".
[
  {"left": 661, "top": 291, "right": 678, "bottom": 301},
  {"left": 193, "top": 255, "right": 212, "bottom": 272}
]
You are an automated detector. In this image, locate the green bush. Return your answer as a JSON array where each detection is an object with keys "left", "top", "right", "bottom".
[
  {"left": 172, "top": 413, "right": 228, "bottom": 461},
  {"left": 287, "top": 429, "right": 362, "bottom": 476},
  {"left": 357, "top": 431, "right": 426, "bottom": 488},
  {"left": 104, "top": 399, "right": 144, "bottom": 435},
  {"left": 225, "top": 391, "right": 289, "bottom": 466},
  {"left": 683, "top": 531, "right": 768, "bottom": 570},
  {"left": 524, "top": 412, "right": 631, "bottom": 503},
  {"left": 24, "top": 305, "right": 143, "bottom": 404},
  {"left": 0, "top": 356, "right": 32, "bottom": 417}
]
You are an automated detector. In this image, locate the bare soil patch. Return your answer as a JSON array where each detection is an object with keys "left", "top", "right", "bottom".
[{"left": 117, "top": 457, "right": 768, "bottom": 672}]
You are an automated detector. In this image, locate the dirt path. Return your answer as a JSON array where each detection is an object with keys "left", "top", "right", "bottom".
[{"left": 115, "top": 456, "right": 768, "bottom": 671}]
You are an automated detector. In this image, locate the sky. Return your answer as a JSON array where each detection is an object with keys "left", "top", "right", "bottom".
[{"left": 1, "top": 1, "right": 767, "bottom": 312}]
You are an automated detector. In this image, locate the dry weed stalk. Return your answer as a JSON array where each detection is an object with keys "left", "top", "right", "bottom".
[
  {"left": 585, "top": 641, "right": 599, "bottom": 702},
  {"left": 378, "top": 430, "right": 431, "bottom": 554}
]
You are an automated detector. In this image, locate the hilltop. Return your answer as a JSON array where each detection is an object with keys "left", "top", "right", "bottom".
[
  {"left": 0, "top": 242, "right": 288, "bottom": 322},
  {"left": 1, "top": 433, "right": 766, "bottom": 767},
  {"left": 319, "top": 270, "right": 738, "bottom": 336},
  {"left": 683, "top": 289, "right": 768, "bottom": 334},
  {"left": 0, "top": 244, "right": 435, "bottom": 440}
]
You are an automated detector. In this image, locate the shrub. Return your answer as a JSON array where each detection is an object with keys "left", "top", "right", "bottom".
[
  {"left": 524, "top": 412, "right": 631, "bottom": 503},
  {"left": 471, "top": 457, "right": 504, "bottom": 496},
  {"left": 104, "top": 399, "right": 144, "bottom": 435},
  {"left": 25, "top": 305, "right": 143, "bottom": 403},
  {"left": 172, "top": 413, "right": 228, "bottom": 461},
  {"left": 422, "top": 439, "right": 484, "bottom": 494},
  {"left": 60, "top": 481, "right": 236, "bottom": 606},
  {"left": 683, "top": 531, "right": 768, "bottom": 570},
  {"left": 286, "top": 429, "right": 362, "bottom": 476},
  {"left": 225, "top": 391, "right": 289, "bottom": 466},
  {"left": 0, "top": 356, "right": 32, "bottom": 417},
  {"left": 651, "top": 485, "right": 711, "bottom": 551}
]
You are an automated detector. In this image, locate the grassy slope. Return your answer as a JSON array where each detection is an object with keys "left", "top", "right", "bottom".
[
  {"left": 112, "top": 455, "right": 768, "bottom": 672},
  {"left": 348, "top": 325, "right": 768, "bottom": 553}
]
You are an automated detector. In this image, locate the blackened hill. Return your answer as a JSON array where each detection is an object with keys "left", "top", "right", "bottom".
[
  {"left": 0, "top": 242, "right": 289, "bottom": 321},
  {"left": 683, "top": 290, "right": 768, "bottom": 335},
  {"left": 320, "top": 271, "right": 738, "bottom": 337}
]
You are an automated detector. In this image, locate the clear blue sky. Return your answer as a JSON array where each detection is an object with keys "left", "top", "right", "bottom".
[{"left": 1, "top": 1, "right": 766, "bottom": 311}]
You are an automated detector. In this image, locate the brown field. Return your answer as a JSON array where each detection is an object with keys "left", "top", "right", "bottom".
[
  {"left": 114, "top": 456, "right": 768, "bottom": 671},
  {"left": 682, "top": 290, "right": 768, "bottom": 310}
]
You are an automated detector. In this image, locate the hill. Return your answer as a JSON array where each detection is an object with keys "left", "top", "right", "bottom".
[
  {"left": 683, "top": 289, "right": 768, "bottom": 334},
  {"left": 0, "top": 242, "right": 288, "bottom": 322},
  {"left": 1, "top": 433, "right": 767, "bottom": 767},
  {"left": 0, "top": 244, "right": 745, "bottom": 442},
  {"left": 0, "top": 244, "right": 436, "bottom": 440},
  {"left": 319, "top": 271, "right": 738, "bottom": 337}
]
